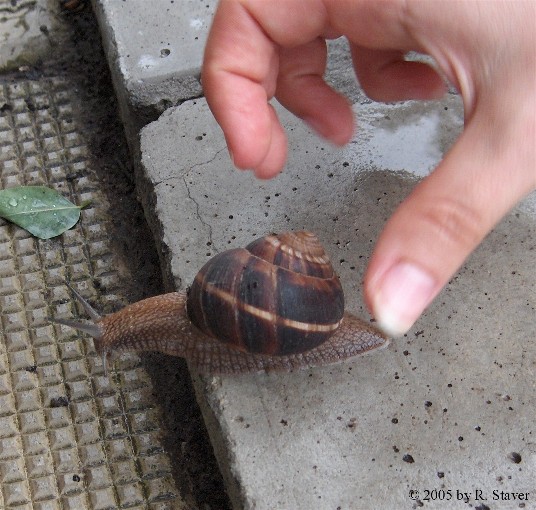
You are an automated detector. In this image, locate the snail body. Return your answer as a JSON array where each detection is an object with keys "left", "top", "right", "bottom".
[{"left": 56, "top": 232, "right": 389, "bottom": 374}]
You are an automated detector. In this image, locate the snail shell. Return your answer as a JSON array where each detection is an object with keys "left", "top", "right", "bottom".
[
  {"left": 55, "top": 231, "right": 389, "bottom": 374},
  {"left": 187, "top": 231, "right": 344, "bottom": 356}
]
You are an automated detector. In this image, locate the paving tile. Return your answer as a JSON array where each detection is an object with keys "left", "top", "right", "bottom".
[
  {"left": 26, "top": 451, "right": 54, "bottom": 478},
  {"left": 34, "top": 499, "right": 61, "bottom": 510},
  {"left": 88, "top": 486, "right": 117, "bottom": 510},
  {"left": 19, "top": 410, "right": 46, "bottom": 434},
  {"left": 57, "top": 471, "right": 84, "bottom": 495},
  {"left": 0, "top": 75, "right": 184, "bottom": 509},
  {"left": 52, "top": 447, "right": 80, "bottom": 474},
  {"left": 21, "top": 431, "right": 48, "bottom": 457},
  {"left": 0, "top": 456, "right": 26, "bottom": 483},
  {"left": 61, "top": 492, "right": 90, "bottom": 510},
  {"left": 116, "top": 481, "right": 145, "bottom": 507},
  {"left": 3, "top": 480, "right": 31, "bottom": 506},
  {"left": 29, "top": 474, "right": 58, "bottom": 501}
]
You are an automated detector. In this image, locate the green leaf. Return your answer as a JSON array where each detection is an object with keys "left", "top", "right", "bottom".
[{"left": 0, "top": 186, "right": 83, "bottom": 239}]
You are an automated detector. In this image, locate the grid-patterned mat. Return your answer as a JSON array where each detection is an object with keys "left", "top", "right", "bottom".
[{"left": 0, "top": 77, "right": 185, "bottom": 509}]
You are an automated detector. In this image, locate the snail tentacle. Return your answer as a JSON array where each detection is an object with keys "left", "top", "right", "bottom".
[
  {"left": 55, "top": 285, "right": 110, "bottom": 373},
  {"left": 65, "top": 283, "right": 102, "bottom": 320},
  {"left": 54, "top": 317, "right": 103, "bottom": 340}
]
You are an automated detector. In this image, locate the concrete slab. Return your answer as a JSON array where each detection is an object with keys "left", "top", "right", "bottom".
[
  {"left": 91, "top": 0, "right": 216, "bottom": 146},
  {"left": 140, "top": 96, "right": 536, "bottom": 509}
]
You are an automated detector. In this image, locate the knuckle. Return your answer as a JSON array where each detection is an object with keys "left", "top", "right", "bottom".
[{"left": 418, "top": 197, "right": 485, "bottom": 251}]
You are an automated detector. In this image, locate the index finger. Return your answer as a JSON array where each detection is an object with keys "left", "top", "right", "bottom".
[{"left": 201, "top": 3, "right": 277, "bottom": 175}]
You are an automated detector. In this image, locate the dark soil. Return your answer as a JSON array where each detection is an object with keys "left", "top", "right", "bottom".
[{"left": 5, "top": 3, "right": 231, "bottom": 509}]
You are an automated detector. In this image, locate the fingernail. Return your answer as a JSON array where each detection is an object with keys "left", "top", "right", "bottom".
[{"left": 371, "top": 262, "right": 436, "bottom": 337}]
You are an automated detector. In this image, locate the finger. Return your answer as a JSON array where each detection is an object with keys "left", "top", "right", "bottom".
[
  {"left": 251, "top": 105, "right": 288, "bottom": 179},
  {"left": 276, "top": 39, "right": 354, "bottom": 146},
  {"left": 364, "top": 104, "right": 536, "bottom": 337},
  {"left": 351, "top": 45, "right": 447, "bottom": 102},
  {"left": 202, "top": 1, "right": 282, "bottom": 174}
]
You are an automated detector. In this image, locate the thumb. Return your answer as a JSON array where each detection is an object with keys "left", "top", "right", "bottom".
[{"left": 364, "top": 104, "right": 535, "bottom": 337}]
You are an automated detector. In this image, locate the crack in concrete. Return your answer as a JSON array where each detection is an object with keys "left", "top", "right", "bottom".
[
  {"left": 188, "top": 146, "right": 227, "bottom": 173},
  {"left": 182, "top": 173, "right": 215, "bottom": 252},
  {"left": 153, "top": 146, "right": 227, "bottom": 186},
  {"left": 154, "top": 146, "right": 227, "bottom": 252}
]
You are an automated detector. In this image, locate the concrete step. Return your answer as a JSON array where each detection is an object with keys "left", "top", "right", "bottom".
[{"left": 93, "top": 1, "right": 536, "bottom": 509}]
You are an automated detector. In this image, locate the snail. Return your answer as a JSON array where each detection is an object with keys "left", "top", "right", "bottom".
[{"left": 55, "top": 231, "right": 389, "bottom": 374}]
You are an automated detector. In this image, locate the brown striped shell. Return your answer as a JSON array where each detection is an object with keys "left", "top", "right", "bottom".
[{"left": 186, "top": 232, "right": 345, "bottom": 356}]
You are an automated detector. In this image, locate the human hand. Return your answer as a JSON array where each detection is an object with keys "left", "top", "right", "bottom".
[{"left": 202, "top": 0, "right": 536, "bottom": 336}]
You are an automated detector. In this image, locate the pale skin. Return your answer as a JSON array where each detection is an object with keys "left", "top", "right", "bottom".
[{"left": 202, "top": 0, "right": 536, "bottom": 336}]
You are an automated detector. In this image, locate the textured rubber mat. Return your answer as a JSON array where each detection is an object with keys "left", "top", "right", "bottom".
[{"left": 0, "top": 77, "right": 184, "bottom": 509}]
